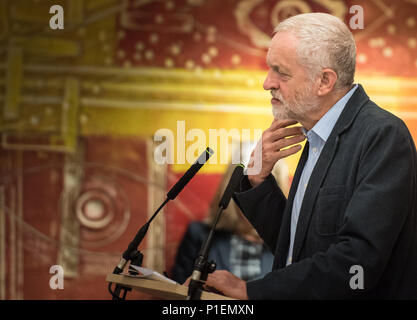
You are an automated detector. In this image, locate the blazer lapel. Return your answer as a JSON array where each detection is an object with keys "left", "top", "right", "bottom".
[
  {"left": 273, "top": 141, "right": 309, "bottom": 269},
  {"left": 291, "top": 84, "right": 370, "bottom": 262},
  {"left": 291, "top": 135, "right": 339, "bottom": 262}
]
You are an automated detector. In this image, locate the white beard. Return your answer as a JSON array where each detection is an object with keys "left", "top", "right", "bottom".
[{"left": 271, "top": 84, "right": 320, "bottom": 121}]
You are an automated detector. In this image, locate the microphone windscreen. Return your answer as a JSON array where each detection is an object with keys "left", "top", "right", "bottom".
[
  {"left": 218, "top": 164, "right": 245, "bottom": 209},
  {"left": 166, "top": 147, "right": 214, "bottom": 200}
]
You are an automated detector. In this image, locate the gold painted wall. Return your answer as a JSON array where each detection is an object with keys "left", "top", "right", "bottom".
[{"left": 0, "top": 0, "right": 416, "bottom": 300}]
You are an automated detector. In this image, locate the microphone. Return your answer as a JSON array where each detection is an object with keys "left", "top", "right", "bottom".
[
  {"left": 167, "top": 147, "right": 214, "bottom": 200},
  {"left": 109, "top": 147, "right": 214, "bottom": 300},
  {"left": 218, "top": 163, "right": 245, "bottom": 209},
  {"left": 200, "top": 164, "right": 245, "bottom": 254},
  {"left": 187, "top": 164, "right": 245, "bottom": 300}
]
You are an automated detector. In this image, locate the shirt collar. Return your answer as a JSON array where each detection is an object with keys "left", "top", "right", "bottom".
[{"left": 305, "top": 84, "right": 358, "bottom": 143}]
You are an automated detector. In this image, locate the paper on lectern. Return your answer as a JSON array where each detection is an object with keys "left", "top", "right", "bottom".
[{"left": 127, "top": 265, "right": 178, "bottom": 285}]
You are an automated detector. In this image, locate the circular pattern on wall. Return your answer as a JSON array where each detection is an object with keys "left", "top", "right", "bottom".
[
  {"left": 75, "top": 190, "right": 114, "bottom": 230},
  {"left": 70, "top": 174, "right": 131, "bottom": 248}
]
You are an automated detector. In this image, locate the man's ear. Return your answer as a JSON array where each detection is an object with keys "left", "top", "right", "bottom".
[{"left": 317, "top": 68, "right": 338, "bottom": 96}]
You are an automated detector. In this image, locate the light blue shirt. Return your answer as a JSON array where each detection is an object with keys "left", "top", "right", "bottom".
[{"left": 286, "top": 84, "right": 358, "bottom": 265}]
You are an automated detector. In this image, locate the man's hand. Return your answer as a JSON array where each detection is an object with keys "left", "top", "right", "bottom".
[
  {"left": 248, "top": 119, "right": 305, "bottom": 187},
  {"left": 204, "top": 270, "right": 248, "bottom": 300},
  {"left": 183, "top": 276, "right": 191, "bottom": 286}
]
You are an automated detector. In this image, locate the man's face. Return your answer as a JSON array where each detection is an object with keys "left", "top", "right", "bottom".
[{"left": 263, "top": 32, "right": 320, "bottom": 122}]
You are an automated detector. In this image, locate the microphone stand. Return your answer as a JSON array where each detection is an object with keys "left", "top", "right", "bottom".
[
  {"left": 187, "top": 164, "right": 244, "bottom": 300},
  {"left": 186, "top": 206, "right": 224, "bottom": 300},
  {"left": 108, "top": 198, "right": 169, "bottom": 300},
  {"left": 108, "top": 147, "right": 214, "bottom": 300}
]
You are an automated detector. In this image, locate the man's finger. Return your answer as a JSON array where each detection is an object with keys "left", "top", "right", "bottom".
[
  {"left": 277, "top": 144, "right": 303, "bottom": 159},
  {"left": 270, "top": 119, "right": 298, "bottom": 131},
  {"left": 183, "top": 276, "right": 191, "bottom": 286},
  {"left": 270, "top": 126, "right": 304, "bottom": 141},
  {"left": 271, "top": 134, "right": 306, "bottom": 151}
]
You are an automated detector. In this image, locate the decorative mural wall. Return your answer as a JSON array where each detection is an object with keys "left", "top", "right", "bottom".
[{"left": 0, "top": 0, "right": 416, "bottom": 299}]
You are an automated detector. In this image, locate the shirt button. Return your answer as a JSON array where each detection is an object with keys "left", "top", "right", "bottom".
[
  {"left": 304, "top": 183, "right": 307, "bottom": 189},
  {"left": 313, "top": 147, "right": 317, "bottom": 153}
]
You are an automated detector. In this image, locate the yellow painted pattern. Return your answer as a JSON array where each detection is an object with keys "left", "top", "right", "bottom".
[
  {"left": 4, "top": 47, "right": 22, "bottom": 120},
  {"left": 1, "top": 0, "right": 416, "bottom": 176}
]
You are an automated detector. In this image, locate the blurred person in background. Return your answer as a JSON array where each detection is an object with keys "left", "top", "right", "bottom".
[{"left": 171, "top": 161, "right": 289, "bottom": 284}]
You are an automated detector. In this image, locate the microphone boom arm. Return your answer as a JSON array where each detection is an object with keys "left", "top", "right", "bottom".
[{"left": 108, "top": 147, "right": 214, "bottom": 300}]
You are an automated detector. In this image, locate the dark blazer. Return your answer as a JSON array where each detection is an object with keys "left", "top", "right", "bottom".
[
  {"left": 234, "top": 85, "right": 417, "bottom": 299},
  {"left": 171, "top": 221, "right": 273, "bottom": 284}
]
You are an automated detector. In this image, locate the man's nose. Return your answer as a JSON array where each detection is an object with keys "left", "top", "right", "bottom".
[{"left": 263, "top": 70, "right": 278, "bottom": 91}]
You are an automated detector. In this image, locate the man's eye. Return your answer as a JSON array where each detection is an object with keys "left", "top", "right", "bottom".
[
  {"left": 273, "top": 68, "right": 289, "bottom": 79},
  {"left": 278, "top": 71, "right": 290, "bottom": 79}
]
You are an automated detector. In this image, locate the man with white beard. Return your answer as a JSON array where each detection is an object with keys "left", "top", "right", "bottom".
[{"left": 198, "top": 13, "right": 417, "bottom": 299}]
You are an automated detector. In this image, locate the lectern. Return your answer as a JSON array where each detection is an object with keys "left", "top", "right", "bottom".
[{"left": 106, "top": 274, "right": 236, "bottom": 300}]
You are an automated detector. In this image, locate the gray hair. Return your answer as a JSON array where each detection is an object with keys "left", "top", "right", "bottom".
[{"left": 274, "top": 13, "right": 356, "bottom": 89}]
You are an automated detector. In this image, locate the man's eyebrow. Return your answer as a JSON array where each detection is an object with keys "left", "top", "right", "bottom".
[
  {"left": 268, "top": 62, "right": 291, "bottom": 75},
  {"left": 266, "top": 57, "right": 291, "bottom": 74}
]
